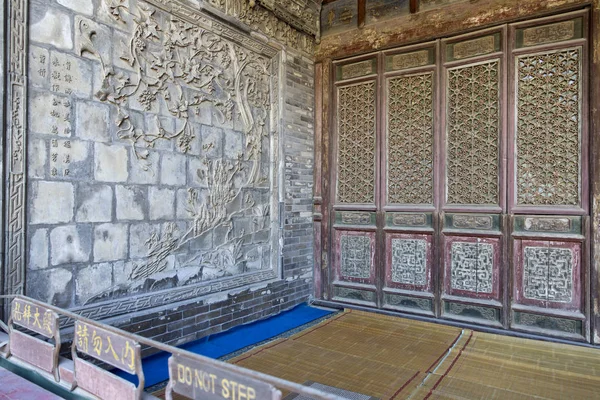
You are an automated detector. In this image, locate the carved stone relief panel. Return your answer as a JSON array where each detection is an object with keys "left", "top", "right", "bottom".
[
  {"left": 340, "top": 234, "right": 372, "bottom": 279},
  {"left": 446, "top": 60, "right": 500, "bottom": 205},
  {"left": 25, "top": 0, "right": 282, "bottom": 310},
  {"left": 336, "top": 81, "right": 376, "bottom": 204},
  {"left": 516, "top": 48, "right": 581, "bottom": 206},
  {"left": 387, "top": 73, "right": 434, "bottom": 205},
  {"left": 391, "top": 239, "right": 427, "bottom": 286}
]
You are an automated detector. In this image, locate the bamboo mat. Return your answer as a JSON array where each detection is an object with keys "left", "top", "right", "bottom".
[{"left": 154, "top": 310, "right": 600, "bottom": 399}]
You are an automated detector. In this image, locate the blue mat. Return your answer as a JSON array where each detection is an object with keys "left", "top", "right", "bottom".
[{"left": 114, "top": 303, "right": 333, "bottom": 388}]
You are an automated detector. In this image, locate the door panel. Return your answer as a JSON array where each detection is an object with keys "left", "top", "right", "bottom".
[
  {"left": 508, "top": 11, "right": 589, "bottom": 341},
  {"left": 331, "top": 56, "right": 379, "bottom": 307},
  {"left": 439, "top": 27, "right": 508, "bottom": 327},
  {"left": 327, "top": 10, "right": 590, "bottom": 342}
]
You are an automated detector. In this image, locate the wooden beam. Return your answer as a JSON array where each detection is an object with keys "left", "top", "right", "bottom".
[
  {"left": 358, "top": 0, "right": 366, "bottom": 28},
  {"left": 410, "top": 0, "right": 419, "bottom": 13}
]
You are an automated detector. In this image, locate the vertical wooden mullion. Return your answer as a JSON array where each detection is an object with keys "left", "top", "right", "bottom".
[
  {"left": 376, "top": 52, "right": 385, "bottom": 309},
  {"left": 501, "top": 24, "right": 510, "bottom": 330},
  {"left": 324, "top": 59, "right": 334, "bottom": 301},
  {"left": 434, "top": 39, "right": 444, "bottom": 319},
  {"left": 588, "top": 2, "right": 599, "bottom": 343}
]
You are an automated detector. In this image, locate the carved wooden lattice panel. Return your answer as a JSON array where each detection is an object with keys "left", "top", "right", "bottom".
[
  {"left": 391, "top": 239, "right": 427, "bottom": 286},
  {"left": 340, "top": 235, "right": 372, "bottom": 279},
  {"left": 523, "top": 247, "right": 573, "bottom": 302},
  {"left": 516, "top": 48, "right": 581, "bottom": 206},
  {"left": 446, "top": 61, "right": 500, "bottom": 205},
  {"left": 451, "top": 242, "right": 494, "bottom": 294},
  {"left": 387, "top": 73, "right": 434, "bottom": 204},
  {"left": 336, "top": 82, "right": 376, "bottom": 204}
]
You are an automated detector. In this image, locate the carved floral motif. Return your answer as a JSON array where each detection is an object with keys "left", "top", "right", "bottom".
[
  {"left": 336, "top": 81, "right": 376, "bottom": 204},
  {"left": 447, "top": 61, "right": 500, "bottom": 205},
  {"left": 387, "top": 73, "right": 434, "bottom": 205},
  {"left": 516, "top": 48, "right": 581, "bottom": 206}
]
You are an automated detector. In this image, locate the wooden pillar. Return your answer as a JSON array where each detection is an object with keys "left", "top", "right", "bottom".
[{"left": 590, "top": 0, "right": 600, "bottom": 344}]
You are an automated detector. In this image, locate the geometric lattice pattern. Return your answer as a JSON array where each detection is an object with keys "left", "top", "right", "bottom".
[
  {"left": 391, "top": 239, "right": 427, "bottom": 286},
  {"left": 387, "top": 73, "right": 434, "bottom": 204},
  {"left": 523, "top": 247, "right": 573, "bottom": 303},
  {"left": 447, "top": 61, "right": 500, "bottom": 205},
  {"left": 340, "top": 235, "right": 372, "bottom": 279},
  {"left": 516, "top": 48, "right": 581, "bottom": 206},
  {"left": 337, "top": 82, "right": 376, "bottom": 204},
  {"left": 451, "top": 242, "right": 494, "bottom": 294}
]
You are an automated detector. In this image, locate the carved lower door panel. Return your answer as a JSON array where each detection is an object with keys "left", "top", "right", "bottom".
[{"left": 326, "top": 10, "right": 590, "bottom": 341}]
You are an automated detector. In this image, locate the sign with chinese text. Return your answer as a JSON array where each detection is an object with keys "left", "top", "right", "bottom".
[
  {"left": 11, "top": 298, "right": 57, "bottom": 338},
  {"left": 74, "top": 321, "right": 140, "bottom": 374}
]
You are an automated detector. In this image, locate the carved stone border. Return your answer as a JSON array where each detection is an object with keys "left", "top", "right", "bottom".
[
  {"left": 65, "top": 269, "right": 278, "bottom": 326},
  {"left": 4, "top": 0, "right": 28, "bottom": 316}
]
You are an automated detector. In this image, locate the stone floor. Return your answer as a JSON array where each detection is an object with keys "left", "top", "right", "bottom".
[
  {"left": 156, "top": 309, "right": 600, "bottom": 399},
  {"left": 0, "top": 366, "right": 61, "bottom": 400}
]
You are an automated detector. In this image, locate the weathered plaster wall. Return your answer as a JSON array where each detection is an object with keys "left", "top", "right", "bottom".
[
  {"left": 5, "top": 0, "right": 315, "bottom": 342},
  {"left": 317, "top": 0, "right": 591, "bottom": 60}
]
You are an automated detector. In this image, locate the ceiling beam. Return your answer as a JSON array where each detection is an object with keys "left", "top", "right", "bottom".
[
  {"left": 410, "top": 0, "right": 419, "bottom": 13},
  {"left": 358, "top": 0, "right": 366, "bottom": 28}
]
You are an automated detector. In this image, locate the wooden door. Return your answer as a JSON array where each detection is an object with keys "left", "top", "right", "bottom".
[
  {"left": 507, "top": 11, "right": 590, "bottom": 341},
  {"left": 326, "top": 9, "right": 590, "bottom": 342}
]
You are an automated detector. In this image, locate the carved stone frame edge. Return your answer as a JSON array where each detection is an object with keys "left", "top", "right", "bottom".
[{"left": 3, "top": 0, "right": 28, "bottom": 320}]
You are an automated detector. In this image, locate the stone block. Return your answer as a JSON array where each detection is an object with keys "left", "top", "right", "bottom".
[
  {"left": 161, "top": 153, "right": 187, "bottom": 186},
  {"left": 50, "top": 225, "right": 92, "bottom": 266},
  {"left": 116, "top": 185, "right": 145, "bottom": 221},
  {"left": 26, "top": 268, "right": 73, "bottom": 308},
  {"left": 201, "top": 126, "right": 223, "bottom": 159},
  {"left": 129, "top": 223, "right": 160, "bottom": 258},
  {"left": 113, "top": 261, "right": 134, "bottom": 286},
  {"left": 176, "top": 189, "right": 191, "bottom": 219},
  {"left": 30, "top": 7, "right": 73, "bottom": 50},
  {"left": 187, "top": 157, "right": 208, "bottom": 188},
  {"left": 51, "top": 138, "right": 91, "bottom": 180},
  {"left": 224, "top": 129, "right": 243, "bottom": 159},
  {"left": 112, "top": 31, "right": 136, "bottom": 72},
  {"left": 29, "top": 46, "right": 49, "bottom": 88},
  {"left": 94, "top": 143, "right": 129, "bottom": 182},
  {"left": 49, "top": 51, "right": 93, "bottom": 98},
  {"left": 129, "top": 151, "right": 159, "bottom": 184},
  {"left": 57, "top": 0, "right": 94, "bottom": 16},
  {"left": 76, "top": 263, "right": 114, "bottom": 304},
  {"left": 76, "top": 101, "right": 111, "bottom": 142},
  {"left": 31, "top": 181, "right": 74, "bottom": 224},
  {"left": 29, "top": 229, "right": 49, "bottom": 271},
  {"left": 29, "top": 90, "right": 72, "bottom": 137},
  {"left": 93, "top": 223, "right": 128, "bottom": 262},
  {"left": 28, "top": 139, "right": 47, "bottom": 179},
  {"left": 76, "top": 184, "right": 113, "bottom": 223},
  {"left": 148, "top": 187, "right": 175, "bottom": 220}
]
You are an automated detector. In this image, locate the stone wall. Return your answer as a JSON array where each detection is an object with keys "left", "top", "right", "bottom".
[{"left": 2, "top": 0, "right": 315, "bottom": 342}]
